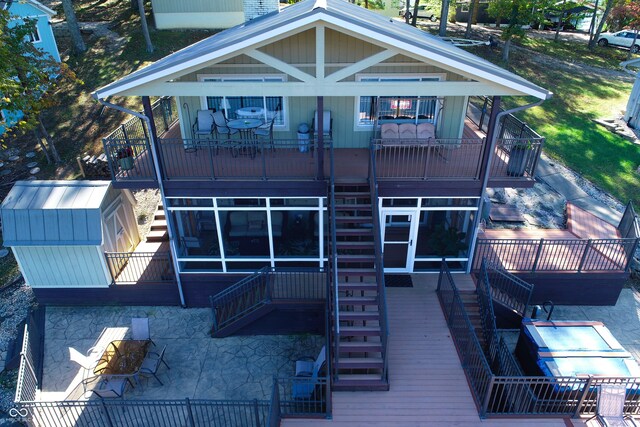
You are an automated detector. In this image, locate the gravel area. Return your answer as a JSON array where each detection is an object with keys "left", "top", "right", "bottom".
[
  {"left": 486, "top": 183, "right": 566, "bottom": 229},
  {"left": 131, "top": 189, "right": 161, "bottom": 239}
]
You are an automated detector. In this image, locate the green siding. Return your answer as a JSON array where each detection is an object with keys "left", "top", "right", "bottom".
[
  {"left": 439, "top": 96, "right": 468, "bottom": 139},
  {"left": 14, "top": 246, "right": 110, "bottom": 288},
  {"left": 151, "top": 0, "right": 242, "bottom": 13}
]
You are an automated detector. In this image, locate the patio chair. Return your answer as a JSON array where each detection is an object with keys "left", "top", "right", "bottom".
[
  {"left": 380, "top": 123, "right": 399, "bottom": 144},
  {"left": 69, "top": 346, "right": 104, "bottom": 378},
  {"left": 311, "top": 110, "right": 332, "bottom": 140},
  {"left": 253, "top": 115, "right": 276, "bottom": 152},
  {"left": 212, "top": 111, "right": 239, "bottom": 139},
  {"left": 295, "top": 346, "right": 326, "bottom": 377},
  {"left": 417, "top": 122, "right": 435, "bottom": 140},
  {"left": 399, "top": 123, "right": 417, "bottom": 141},
  {"left": 595, "top": 384, "right": 639, "bottom": 427},
  {"left": 137, "top": 345, "right": 170, "bottom": 386},
  {"left": 131, "top": 317, "right": 155, "bottom": 346},
  {"left": 192, "top": 110, "right": 215, "bottom": 141},
  {"left": 82, "top": 375, "right": 133, "bottom": 399}
]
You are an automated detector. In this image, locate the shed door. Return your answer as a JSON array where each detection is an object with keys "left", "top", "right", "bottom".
[{"left": 106, "top": 207, "right": 134, "bottom": 253}]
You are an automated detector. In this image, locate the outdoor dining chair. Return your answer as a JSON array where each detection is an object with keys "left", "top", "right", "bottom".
[
  {"left": 131, "top": 317, "right": 155, "bottom": 346},
  {"left": 292, "top": 346, "right": 325, "bottom": 400},
  {"left": 253, "top": 116, "right": 276, "bottom": 152},
  {"left": 212, "top": 111, "right": 239, "bottom": 139},
  {"left": 295, "top": 346, "right": 326, "bottom": 377},
  {"left": 594, "top": 384, "right": 639, "bottom": 427},
  {"left": 82, "top": 375, "right": 134, "bottom": 399},
  {"left": 137, "top": 345, "right": 170, "bottom": 386},
  {"left": 192, "top": 110, "right": 215, "bottom": 140}
]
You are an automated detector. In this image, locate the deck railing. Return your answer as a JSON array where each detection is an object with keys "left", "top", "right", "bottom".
[
  {"left": 369, "top": 149, "right": 390, "bottom": 385},
  {"left": 477, "top": 260, "right": 499, "bottom": 361},
  {"left": 491, "top": 138, "right": 544, "bottom": 179},
  {"left": 274, "top": 376, "right": 329, "bottom": 418},
  {"left": 104, "top": 96, "right": 178, "bottom": 141},
  {"left": 371, "top": 138, "right": 485, "bottom": 180},
  {"left": 437, "top": 259, "right": 640, "bottom": 418},
  {"left": 482, "top": 260, "right": 534, "bottom": 317},
  {"left": 104, "top": 251, "right": 174, "bottom": 284},
  {"left": 14, "top": 321, "right": 39, "bottom": 404},
  {"left": 102, "top": 137, "right": 157, "bottom": 182},
  {"left": 210, "top": 267, "right": 325, "bottom": 334},
  {"left": 619, "top": 201, "right": 640, "bottom": 240},
  {"left": 158, "top": 138, "right": 321, "bottom": 181},
  {"left": 473, "top": 238, "right": 639, "bottom": 273},
  {"left": 327, "top": 141, "right": 340, "bottom": 383}
]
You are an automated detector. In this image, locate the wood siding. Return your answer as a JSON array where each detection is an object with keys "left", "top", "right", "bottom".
[
  {"left": 151, "top": 0, "right": 242, "bottom": 13},
  {"left": 14, "top": 246, "right": 111, "bottom": 288}
]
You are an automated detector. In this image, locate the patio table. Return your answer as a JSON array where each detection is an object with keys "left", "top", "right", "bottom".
[
  {"left": 227, "top": 119, "right": 262, "bottom": 139},
  {"left": 236, "top": 107, "right": 264, "bottom": 119},
  {"left": 94, "top": 340, "right": 151, "bottom": 376}
]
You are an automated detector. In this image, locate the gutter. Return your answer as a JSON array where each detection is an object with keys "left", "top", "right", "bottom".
[
  {"left": 467, "top": 97, "right": 546, "bottom": 274},
  {"left": 96, "top": 98, "right": 187, "bottom": 308}
]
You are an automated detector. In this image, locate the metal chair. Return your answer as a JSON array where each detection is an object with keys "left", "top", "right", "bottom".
[
  {"left": 138, "top": 345, "right": 170, "bottom": 386},
  {"left": 253, "top": 116, "right": 276, "bottom": 152},
  {"left": 293, "top": 346, "right": 325, "bottom": 399},
  {"left": 212, "top": 111, "right": 239, "bottom": 139},
  {"left": 131, "top": 317, "right": 155, "bottom": 346},
  {"left": 595, "top": 384, "right": 639, "bottom": 427},
  {"left": 82, "top": 375, "right": 133, "bottom": 399}
]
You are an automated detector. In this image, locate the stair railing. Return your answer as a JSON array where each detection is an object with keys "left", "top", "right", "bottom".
[
  {"left": 369, "top": 146, "right": 390, "bottom": 384},
  {"left": 210, "top": 267, "right": 271, "bottom": 333},
  {"left": 482, "top": 259, "right": 534, "bottom": 317},
  {"left": 328, "top": 136, "right": 340, "bottom": 382},
  {"left": 478, "top": 259, "right": 500, "bottom": 363}
]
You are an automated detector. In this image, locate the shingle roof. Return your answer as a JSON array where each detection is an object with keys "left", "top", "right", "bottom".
[{"left": 93, "top": 0, "right": 551, "bottom": 100}]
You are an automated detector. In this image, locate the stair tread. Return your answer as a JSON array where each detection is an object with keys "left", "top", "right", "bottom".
[
  {"left": 338, "top": 357, "right": 383, "bottom": 364},
  {"left": 335, "top": 216, "right": 373, "bottom": 222},
  {"left": 341, "top": 326, "right": 381, "bottom": 332},
  {"left": 340, "top": 296, "right": 377, "bottom": 304},
  {"left": 338, "top": 282, "right": 377, "bottom": 289},
  {"left": 336, "top": 374, "right": 384, "bottom": 380},
  {"left": 339, "top": 311, "right": 379, "bottom": 319},
  {"left": 336, "top": 241, "right": 374, "bottom": 246},
  {"left": 339, "top": 342, "right": 382, "bottom": 349}
]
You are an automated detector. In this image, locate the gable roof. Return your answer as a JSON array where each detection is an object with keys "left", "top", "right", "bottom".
[
  {"left": 2, "top": 0, "right": 56, "bottom": 16},
  {"left": 93, "top": 0, "right": 551, "bottom": 100},
  {"left": 1, "top": 181, "right": 110, "bottom": 246}
]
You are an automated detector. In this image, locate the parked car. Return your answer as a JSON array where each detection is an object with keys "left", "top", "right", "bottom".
[
  {"left": 597, "top": 30, "right": 640, "bottom": 53},
  {"left": 398, "top": 4, "right": 439, "bottom": 21}
]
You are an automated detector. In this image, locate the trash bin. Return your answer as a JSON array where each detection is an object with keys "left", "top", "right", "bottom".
[{"left": 297, "top": 123, "right": 310, "bottom": 153}]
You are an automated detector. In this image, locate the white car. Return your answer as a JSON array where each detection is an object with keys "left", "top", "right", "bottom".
[
  {"left": 597, "top": 30, "right": 640, "bottom": 53},
  {"left": 398, "top": 4, "right": 438, "bottom": 21}
]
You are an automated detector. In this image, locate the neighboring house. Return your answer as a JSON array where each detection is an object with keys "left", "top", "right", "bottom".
[
  {"left": 5, "top": 0, "right": 636, "bottom": 393},
  {"left": 150, "top": 0, "right": 279, "bottom": 30},
  {"left": 0, "top": 0, "right": 61, "bottom": 134}
]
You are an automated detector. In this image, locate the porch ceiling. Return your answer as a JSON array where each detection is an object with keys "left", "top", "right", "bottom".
[{"left": 92, "top": 0, "right": 551, "bottom": 101}]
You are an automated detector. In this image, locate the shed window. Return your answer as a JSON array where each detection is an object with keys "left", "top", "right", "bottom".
[
  {"left": 355, "top": 74, "right": 444, "bottom": 128},
  {"left": 201, "top": 75, "right": 286, "bottom": 127}
]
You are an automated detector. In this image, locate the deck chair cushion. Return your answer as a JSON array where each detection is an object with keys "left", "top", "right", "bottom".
[
  {"left": 399, "top": 123, "right": 417, "bottom": 139},
  {"left": 380, "top": 123, "right": 399, "bottom": 140},
  {"left": 195, "top": 110, "right": 214, "bottom": 135},
  {"left": 417, "top": 123, "right": 435, "bottom": 139}
]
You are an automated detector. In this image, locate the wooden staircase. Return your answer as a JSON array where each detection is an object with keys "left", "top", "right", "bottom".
[
  {"left": 331, "top": 182, "right": 388, "bottom": 391},
  {"left": 146, "top": 203, "right": 168, "bottom": 243}
]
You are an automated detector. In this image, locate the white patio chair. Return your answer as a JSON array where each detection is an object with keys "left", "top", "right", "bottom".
[
  {"left": 131, "top": 317, "right": 155, "bottom": 346},
  {"left": 380, "top": 123, "right": 399, "bottom": 144},
  {"left": 69, "top": 346, "right": 104, "bottom": 378},
  {"left": 417, "top": 122, "right": 435, "bottom": 140},
  {"left": 595, "top": 384, "right": 639, "bottom": 427},
  {"left": 82, "top": 375, "right": 133, "bottom": 399},
  {"left": 398, "top": 123, "right": 417, "bottom": 142},
  {"left": 192, "top": 110, "right": 214, "bottom": 139}
]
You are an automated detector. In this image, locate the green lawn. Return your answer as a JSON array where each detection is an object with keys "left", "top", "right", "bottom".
[{"left": 468, "top": 43, "right": 640, "bottom": 208}]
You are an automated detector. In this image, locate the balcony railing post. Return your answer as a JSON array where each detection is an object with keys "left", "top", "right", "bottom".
[
  {"left": 574, "top": 376, "right": 594, "bottom": 418},
  {"left": 480, "top": 375, "right": 495, "bottom": 418},
  {"left": 185, "top": 398, "right": 196, "bottom": 427},
  {"left": 532, "top": 238, "right": 544, "bottom": 273},
  {"left": 261, "top": 142, "right": 267, "bottom": 181},
  {"left": 253, "top": 398, "right": 261, "bottom": 427},
  {"left": 626, "top": 238, "right": 640, "bottom": 272},
  {"left": 578, "top": 239, "right": 592, "bottom": 273},
  {"left": 100, "top": 398, "right": 115, "bottom": 427}
]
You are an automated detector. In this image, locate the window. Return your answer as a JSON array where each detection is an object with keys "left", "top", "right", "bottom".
[
  {"left": 355, "top": 74, "right": 444, "bottom": 128},
  {"left": 27, "top": 27, "right": 41, "bottom": 43},
  {"left": 199, "top": 75, "right": 286, "bottom": 127},
  {"left": 460, "top": 5, "right": 469, "bottom": 12}
]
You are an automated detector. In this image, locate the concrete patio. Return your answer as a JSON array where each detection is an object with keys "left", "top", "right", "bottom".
[{"left": 40, "top": 306, "right": 324, "bottom": 402}]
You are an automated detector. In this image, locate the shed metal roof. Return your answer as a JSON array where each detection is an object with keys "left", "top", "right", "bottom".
[
  {"left": 92, "top": 0, "right": 551, "bottom": 100},
  {"left": 1, "top": 181, "right": 111, "bottom": 246}
]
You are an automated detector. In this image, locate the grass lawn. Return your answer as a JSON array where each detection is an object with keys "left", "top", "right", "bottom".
[{"left": 467, "top": 40, "right": 640, "bottom": 209}]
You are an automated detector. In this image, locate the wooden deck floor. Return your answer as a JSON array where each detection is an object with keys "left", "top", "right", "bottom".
[
  {"left": 283, "top": 275, "right": 570, "bottom": 427},
  {"left": 567, "top": 202, "right": 620, "bottom": 239}
]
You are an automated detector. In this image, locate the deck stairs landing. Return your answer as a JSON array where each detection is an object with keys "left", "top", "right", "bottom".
[{"left": 331, "top": 182, "right": 388, "bottom": 391}]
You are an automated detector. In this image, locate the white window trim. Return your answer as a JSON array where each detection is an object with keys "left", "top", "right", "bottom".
[
  {"left": 354, "top": 73, "right": 447, "bottom": 131},
  {"left": 167, "top": 196, "right": 326, "bottom": 273},
  {"left": 197, "top": 73, "right": 289, "bottom": 130},
  {"left": 29, "top": 26, "right": 41, "bottom": 43}
]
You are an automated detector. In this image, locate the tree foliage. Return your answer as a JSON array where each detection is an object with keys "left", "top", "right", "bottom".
[
  {"left": 609, "top": 0, "right": 640, "bottom": 31},
  {"left": 0, "top": 9, "right": 77, "bottom": 162},
  {"left": 487, "top": 0, "right": 547, "bottom": 60}
]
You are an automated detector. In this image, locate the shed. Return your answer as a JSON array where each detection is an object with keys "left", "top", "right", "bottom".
[{"left": 0, "top": 181, "right": 140, "bottom": 288}]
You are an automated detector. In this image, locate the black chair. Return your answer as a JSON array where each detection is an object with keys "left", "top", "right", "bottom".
[{"left": 138, "top": 345, "right": 170, "bottom": 385}]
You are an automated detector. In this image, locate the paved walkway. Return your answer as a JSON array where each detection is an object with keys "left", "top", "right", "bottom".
[{"left": 536, "top": 155, "right": 622, "bottom": 227}]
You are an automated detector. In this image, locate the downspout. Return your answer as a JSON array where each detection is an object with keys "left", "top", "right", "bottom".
[
  {"left": 97, "top": 97, "right": 187, "bottom": 308},
  {"left": 466, "top": 98, "right": 546, "bottom": 274}
]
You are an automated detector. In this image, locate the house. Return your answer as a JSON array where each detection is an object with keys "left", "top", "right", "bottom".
[
  {"left": 150, "top": 0, "right": 279, "bottom": 30},
  {"left": 0, "top": 0, "right": 61, "bottom": 134},
  {"left": 5, "top": 0, "right": 636, "bottom": 395}
]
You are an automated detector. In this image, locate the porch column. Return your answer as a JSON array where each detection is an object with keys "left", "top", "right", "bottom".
[
  {"left": 142, "top": 96, "right": 165, "bottom": 179},
  {"left": 467, "top": 96, "right": 501, "bottom": 274},
  {"left": 316, "top": 96, "right": 325, "bottom": 181}
]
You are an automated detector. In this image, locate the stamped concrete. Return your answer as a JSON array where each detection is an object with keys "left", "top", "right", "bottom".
[{"left": 41, "top": 306, "right": 323, "bottom": 402}]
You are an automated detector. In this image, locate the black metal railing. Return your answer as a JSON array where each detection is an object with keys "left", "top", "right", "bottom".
[
  {"left": 327, "top": 141, "right": 340, "bottom": 383},
  {"left": 467, "top": 96, "right": 492, "bottom": 133},
  {"left": 210, "top": 268, "right": 325, "bottom": 334},
  {"left": 491, "top": 138, "right": 544, "bottom": 179},
  {"left": 473, "top": 238, "right": 639, "bottom": 273},
  {"left": 103, "top": 137, "right": 157, "bottom": 182},
  {"left": 105, "top": 251, "right": 174, "bottom": 284},
  {"left": 12, "top": 398, "right": 272, "bottom": 427},
  {"left": 371, "top": 138, "right": 485, "bottom": 180},
  {"left": 482, "top": 260, "right": 533, "bottom": 317},
  {"left": 369, "top": 149, "right": 390, "bottom": 385},
  {"left": 14, "top": 322, "right": 39, "bottom": 403},
  {"left": 274, "top": 376, "right": 329, "bottom": 418},
  {"left": 619, "top": 201, "right": 640, "bottom": 240},
  {"left": 104, "top": 96, "right": 178, "bottom": 141},
  {"left": 477, "top": 260, "right": 499, "bottom": 361},
  {"left": 436, "top": 261, "right": 494, "bottom": 410}
]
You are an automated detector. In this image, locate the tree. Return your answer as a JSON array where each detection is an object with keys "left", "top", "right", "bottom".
[
  {"left": 137, "top": 0, "right": 154, "bottom": 53},
  {"left": 588, "top": 0, "right": 617, "bottom": 50},
  {"left": 465, "top": 0, "right": 478, "bottom": 38},
  {"left": 60, "top": 0, "right": 86, "bottom": 54},
  {"left": 488, "top": 0, "right": 543, "bottom": 61},
  {"left": 411, "top": 0, "right": 420, "bottom": 26},
  {"left": 610, "top": 1, "right": 640, "bottom": 58},
  {"left": 0, "top": 9, "right": 77, "bottom": 163},
  {"left": 439, "top": 0, "right": 450, "bottom": 35}
]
